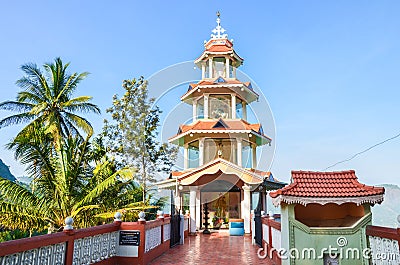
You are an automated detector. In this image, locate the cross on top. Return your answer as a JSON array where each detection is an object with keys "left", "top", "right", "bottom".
[{"left": 211, "top": 11, "right": 228, "bottom": 39}]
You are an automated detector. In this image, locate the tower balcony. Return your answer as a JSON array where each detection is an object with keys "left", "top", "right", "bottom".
[{"left": 169, "top": 119, "right": 271, "bottom": 170}]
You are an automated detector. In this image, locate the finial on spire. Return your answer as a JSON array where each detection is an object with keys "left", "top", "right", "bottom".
[{"left": 211, "top": 11, "right": 228, "bottom": 39}]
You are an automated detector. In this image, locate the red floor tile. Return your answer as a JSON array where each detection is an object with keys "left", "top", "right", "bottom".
[{"left": 149, "top": 231, "right": 274, "bottom": 265}]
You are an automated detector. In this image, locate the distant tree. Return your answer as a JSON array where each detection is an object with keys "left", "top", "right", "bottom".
[
  {"left": 0, "top": 57, "right": 100, "bottom": 143},
  {"left": 103, "top": 77, "right": 177, "bottom": 203}
]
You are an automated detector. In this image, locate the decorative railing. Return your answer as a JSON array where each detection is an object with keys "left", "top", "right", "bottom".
[
  {"left": 0, "top": 212, "right": 185, "bottom": 265},
  {"left": 163, "top": 223, "right": 171, "bottom": 242},
  {"left": 144, "top": 226, "right": 162, "bottom": 253},
  {"left": 72, "top": 230, "right": 118, "bottom": 265},
  {"left": 0, "top": 242, "right": 66, "bottom": 265},
  {"left": 366, "top": 225, "right": 400, "bottom": 264},
  {"left": 260, "top": 215, "right": 282, "bottom": 264}
]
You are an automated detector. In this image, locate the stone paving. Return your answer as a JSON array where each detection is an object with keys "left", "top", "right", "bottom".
[{"left": 149, "top": 230, "right": 274, "bottom": 265}]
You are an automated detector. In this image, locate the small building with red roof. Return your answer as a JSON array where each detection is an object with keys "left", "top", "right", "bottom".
[{"left": 269, "top": 170, "right": 385, "bottom": 265}]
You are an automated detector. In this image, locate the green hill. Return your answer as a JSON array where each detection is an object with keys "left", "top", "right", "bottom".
[
  {"left": 0, "top": 159, "right": 16, "bottom": 182},
  {"left": 371, "top": 184, "right": 400, "bottom": 228}
]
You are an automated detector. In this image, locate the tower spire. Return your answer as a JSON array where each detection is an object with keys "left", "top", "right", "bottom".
[{"left": 211, "top": 11, "right": 228, "bottom": 39}]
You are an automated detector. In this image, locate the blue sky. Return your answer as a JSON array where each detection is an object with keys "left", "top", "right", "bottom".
[{"left": 0, "top": 1, "right": 399, "bottom": 185}]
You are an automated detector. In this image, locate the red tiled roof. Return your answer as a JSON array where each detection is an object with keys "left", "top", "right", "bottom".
[
  {"left": 189, "top": 79, "right": 248, "bottom": 89},
  {"left": 178, "top": 119, "right": 261, "bottom": 134},
  {"left": 206, "top": 45, "right": 233, "bottom": 53},
  {"left": 171, "top": 171, "right": 185, "bottom": 177},
  {"left": 183, "top": 79, "right": 256, "bottom": 100},
  {"left": 169, "top": 158, "right": 274, "bottom": 183},
  {"left": 269, "top": 170, "right": 385, "bottom": 198},
  {"left": 195, "top": 38, "right": 244, "bottom": 63}
]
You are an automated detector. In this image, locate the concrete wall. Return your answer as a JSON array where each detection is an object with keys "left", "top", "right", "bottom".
[{"left": 281, "top": 203, "right": 372, "bottom": 265}]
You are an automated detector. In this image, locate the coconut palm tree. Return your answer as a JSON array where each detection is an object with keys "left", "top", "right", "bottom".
[
  {"left": 0, "top": 122, "right": 138, "bottom": 228},
  {"left": 0, "top": 127, "right": 165, "bottom": 232},
  {"left": 0, "top": 127, "right": 135, "bottom": 231},
  {"left": 0, "top": 58, "right": 100, "bottom": 140}
]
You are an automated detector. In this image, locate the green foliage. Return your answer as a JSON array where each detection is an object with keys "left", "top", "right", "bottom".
[
  {"left": 103, "top": 77, "right": 177, "bottom": 202},
  {"left": 0, "top": 229, "right": 45, "bottom": 243},
  {"left": 0, "top": 57, "right": 100, "bottom": 141},
  {"left": 0, "top": 127, "right": 137, "bottom": 231},
  {"left": 0, "top": 61, "right": 168, "bottom": 240}
]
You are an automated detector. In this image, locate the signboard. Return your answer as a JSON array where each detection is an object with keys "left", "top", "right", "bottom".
[{"left": 119, "top": 231, "right": 140, "bottom": 246}]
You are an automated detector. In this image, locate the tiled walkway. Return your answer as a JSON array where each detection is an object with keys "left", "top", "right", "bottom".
[{"left": 149, "top": 231, "right": 274, "bottom": 265}]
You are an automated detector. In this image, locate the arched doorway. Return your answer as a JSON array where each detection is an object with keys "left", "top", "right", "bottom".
[{"left": 200, "top": 180, "right": 241, "bottom": 229}]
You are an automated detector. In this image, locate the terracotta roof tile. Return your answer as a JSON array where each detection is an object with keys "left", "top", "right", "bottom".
[
  {"left": 269, "top": 170, "right": 384, "bottom": 198},
  {"left": 189, "top": 79, "right": 248, "bottom": 90},
  {"left": 206, "top": 45, "right": 233, "bottom": 52},
  {"left": 178, "top": 119, "right": 262, "bottom": 134}
]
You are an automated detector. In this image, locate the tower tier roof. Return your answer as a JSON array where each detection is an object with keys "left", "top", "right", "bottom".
[
  {"left": 169, "top": 119, "right": 271, "bottom": 146},
  {"left": 182, "top": 78, "right": 258, "bottom": 103}
]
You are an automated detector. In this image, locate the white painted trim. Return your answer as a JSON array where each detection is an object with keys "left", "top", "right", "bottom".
[
  {"left": 183, "top": 143, "right": 188, "bottom": 170},
  {"left": 181, "top": 83, "right": 258, "bottom": 102},
  {"left": 177, "top": 157, "right": 264, "bottom": 183},
  {"left": 199, "top": 138, "right": 205, "bottom": 166},
  {"left": 231, "top": 94, "right": 236, "bottom": 119},
  {"left": 271, "top": 194, "right": 384, "bottom": 207},
  {"left": 237, "top": 138, "right": 242, "bottom": 167},
  {"left": 168, "top": 129, "right": 271, "bottom": 144}
]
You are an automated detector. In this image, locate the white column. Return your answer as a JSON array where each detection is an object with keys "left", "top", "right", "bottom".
[
  {"left": 199, "top": 138, "right": 205, "bottom": 166},
  {"left": 233, "top": 66, "right": 237, "bottom": 78},
  {"left": 237, "top": 138, "right": 242, "bottom": 167},
  {"left": 189, "top": 187, "right": 197, "bottom": 233},
  {"left": 242, "top": 185, "right": 251, "bottom": 234},
  {"left": 252, "top": 144, "right": 257, "bottom": 169},
  {"left": 184, "top": 144, "right": 189, "bottom": 170},
  {"left": 225, "top": 57, "right": 230, "bottom": 78},
  {"left": 231, "top": 94, "right": 236, "bottom": 119},
  {"left": 208, "top": 58, "right": 213, "bottom": 78},
  {"left": 174, "top": 192, "right": 181, "bottom": 213},
  {"left": 179, "top": 213, "right": 185, "bottom": 244},
  {"left": 192, "top": 100, "right": 197, "bottom": 122},
  {"left": 242, "top": 102, "right": 247, "bottom": 120},
  {"left": 202, "top": 63, "right": 205, "bottom": 79},
  {"left": 204, "top": 94, "right": 209, "bottom": 119},
  {"left": 195, "top": 188, "right": 201, "bottom": 230}
]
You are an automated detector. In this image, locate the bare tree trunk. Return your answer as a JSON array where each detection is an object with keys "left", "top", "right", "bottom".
[{"left": 142, "top": 154, "right": 146, "bottom": 204}]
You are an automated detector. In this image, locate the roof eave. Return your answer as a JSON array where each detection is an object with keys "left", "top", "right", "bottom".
[
  {"left": 271, "top": 194, "right": 385, "bottom": 207},
  {"left": 181, "top": 83, "right": 259, "bottom": 103},
  {"left": 168, "top": 129, "right": 272, "bottom": 146}
]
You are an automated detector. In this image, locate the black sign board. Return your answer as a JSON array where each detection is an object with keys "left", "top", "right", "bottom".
[{"left": 119, "top": 231, "right": 140, "bottom": 246}]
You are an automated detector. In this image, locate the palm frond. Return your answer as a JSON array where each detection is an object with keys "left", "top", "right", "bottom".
[
  {"left": 0, "top": 113, "right": 35, "bottom": 128},
  {"left": 71, "top": 204, "right": 100, "bottom": 218},
  {"left": 0, "top": 201, "right": 50, "bottom": 231},
  {"left": 29, "top": 102, "right": 48, "bottom": 115},
  {"left": 0, "top": 101, "right": 34, "bottom": 112},
  {"left": 73, "top": 166, "right": 135, "bottom": 211},
  {"left": 63, "top": 112, "right": 94, "bottom": 136},
  {"left": 63, "top": 72, "right": 89, "bottom": 98},
  {"left": 16, "top": 77, "right": 47, "bottom": 102},
  {"left": 16, "top": 91, "right": 45, "bottom": 104},
  {"left": 0, "top": 178, "right": 38, "bottom": 207},
  {"left": 19, "top": 63, "right": 50, "bottom": 99}
]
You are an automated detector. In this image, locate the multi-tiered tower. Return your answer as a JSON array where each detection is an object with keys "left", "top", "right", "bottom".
[{"left": 156, "top": 14, "right": 283, "bottom": 234}]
